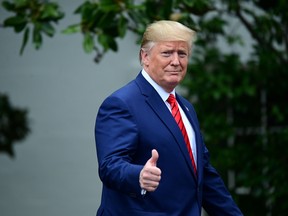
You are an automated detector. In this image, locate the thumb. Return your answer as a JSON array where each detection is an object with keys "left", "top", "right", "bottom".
[{"left": 149, "top": 149, "right": 159, "bottom": 166}]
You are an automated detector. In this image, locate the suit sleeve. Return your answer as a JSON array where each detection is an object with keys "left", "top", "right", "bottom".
[{"left": 95, "top": 96, "right": 142, "bottom": 195}]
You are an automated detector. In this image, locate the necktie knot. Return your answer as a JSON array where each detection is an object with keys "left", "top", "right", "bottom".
[{"left": 167, "top": 94, "right": 176, "bottom": 105}]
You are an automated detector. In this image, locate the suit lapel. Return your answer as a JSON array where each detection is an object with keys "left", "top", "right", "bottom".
[
  {"left": 177, "top": 96, "right": 203, "bottom": 183},
  {"left": 135, "top": 73, "right": 197, "bottom": 181}
]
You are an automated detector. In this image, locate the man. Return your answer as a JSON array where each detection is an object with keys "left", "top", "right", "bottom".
[{"left": 95, "top": 20, "right": 243, "bottom": 215}]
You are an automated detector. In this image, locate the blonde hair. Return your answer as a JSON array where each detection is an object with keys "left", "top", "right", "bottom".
[{"left": 139, "top": 20, "right": 197, "bottom": 64}]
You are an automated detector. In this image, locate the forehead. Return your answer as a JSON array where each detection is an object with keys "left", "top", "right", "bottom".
[{"left": 155, "top": 41, "right": 189, "bottom": 51}]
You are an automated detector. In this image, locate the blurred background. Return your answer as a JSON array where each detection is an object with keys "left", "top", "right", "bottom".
[
  {"left": 1, "top": 0, "right": 287, "bottom": 215},
  {"left": 0, "top": 1, "right": 139, "bottom": 215}
]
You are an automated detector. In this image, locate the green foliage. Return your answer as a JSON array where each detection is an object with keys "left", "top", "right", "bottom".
[
  {"left": 0, "top": 94, "right": 30, "bottom": 157},
  {"left": 62, "top": 0, "right": 138, "bottom": 61},
  {"left": 1, "top": 0, "right": 288, "bottom": 214},
  {"left": 2, "top": 0, "right": 64, "bottom": 54}
]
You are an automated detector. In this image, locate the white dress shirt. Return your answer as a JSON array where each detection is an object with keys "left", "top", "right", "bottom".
[{"left": 141, "top": 69, "right": 197, "bottom": 164}]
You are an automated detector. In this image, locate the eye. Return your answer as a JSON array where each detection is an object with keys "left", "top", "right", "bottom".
[
  {"left": 178, "top": 51, "right": 188, "bottom": 58},
  {"left": 161, "top": 51, "right": 172, "bottom": 57}
]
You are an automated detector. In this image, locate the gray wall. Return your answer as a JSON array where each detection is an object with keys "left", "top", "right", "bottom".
[
  {"left": 0, "top": 1, "right": 139, "bottom": 215},
  {"left": 0, "top": 1, "right": 253, "bottom": 216}
]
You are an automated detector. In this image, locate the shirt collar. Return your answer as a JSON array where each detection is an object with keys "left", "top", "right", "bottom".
[{"left": 141, "top": 69, "right": 175, "bottom": 102}]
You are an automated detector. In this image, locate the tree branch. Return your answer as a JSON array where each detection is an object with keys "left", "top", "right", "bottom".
[{"left": 234, "top": 2, "right": 287, "bottom": 65}]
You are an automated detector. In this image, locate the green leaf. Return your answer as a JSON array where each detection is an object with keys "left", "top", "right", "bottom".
[
  {"left": 182, "top": 0, "right": 194, "bottom": 7},
  {"left": 77, "top": 1, "right": 98, "bottom": 21},
  {"left": 20, "top": 27, "right": 29, "bottom": 55},
  {"left": 14, "top": 22, "right": 27, "bottom": 33},
  {"left": 41, "top": 4, "right": 58, "bottom": 19},
  {"left": 40, "top": 3, "right": 64, "bottom": 21},
  {"left": 108, "top": 37, "right": 117, "bottom": 52},
  {"left": 3, "top": 16, "right": 26, "bottom": 27},
  {"left": 33, "top": 26, "right": 42, "bottom": 50},
  {"left": 161, "top": 0, "right": 173, "bottom": 18},
  {"left": 74, "top": 1, "right": 94, "bottom": 14},
  {"left": 96, "top": 11, "right": 116, "bottom": 29},
  {"left": 98, "top": 34, "right": 117, "bottom": 52},
  {"left": 99, "top": 0, "right": 120, "bottom": 12},
  {"left": 83, "top": 32, "right": 94, "bottom": 53},
  {"left": 41, "top": 23, "right": 55, "bottom": 37},
  {"left": 118, "top": 16, "right": 128, "bottom": 38},
  {"left": 62, "top": 24, "right": 81, "bottom": 34},
  {"left": 226, "top": 35, "right": 244, "bottom": 46},
  {"left": 14, "top": 0, "right": 28, "bottom": 8},
  {"left": 2, "top": 1, "right": 16, "bottom": 11}
]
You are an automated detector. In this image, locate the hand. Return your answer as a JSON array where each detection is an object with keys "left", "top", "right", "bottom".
[{"left": 139, "top": 149, "right": 161, "bottom": 192}]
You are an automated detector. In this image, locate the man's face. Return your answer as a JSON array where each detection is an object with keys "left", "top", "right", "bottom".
[{"left": 142, "top": 41, "right": 190, "bottom": 93}]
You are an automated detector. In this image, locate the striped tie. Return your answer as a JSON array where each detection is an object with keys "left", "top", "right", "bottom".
[{"left": 167, "top": 94, "right": 197, "bottom": 174}]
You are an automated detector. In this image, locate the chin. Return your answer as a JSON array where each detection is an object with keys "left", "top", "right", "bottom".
[{"left": 168, "top": 80, "right": 180, "bottom": 89}]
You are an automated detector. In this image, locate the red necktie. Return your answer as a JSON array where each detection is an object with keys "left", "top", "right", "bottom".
[{"left": 167, "top": 94, "right": 197, "bottom": 174}]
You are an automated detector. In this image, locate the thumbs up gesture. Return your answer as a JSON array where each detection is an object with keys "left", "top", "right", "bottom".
[{"left": 139, "top": 149, "right": 162, "bottom": 192}]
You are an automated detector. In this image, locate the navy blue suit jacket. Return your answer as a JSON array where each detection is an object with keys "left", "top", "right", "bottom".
[{"left": 95, "top": 72, "right": 243, "bottom": 216}]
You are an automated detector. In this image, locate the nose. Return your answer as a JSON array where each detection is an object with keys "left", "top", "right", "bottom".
[{"left": 170, "top": 53, "right": 180, "bottom": 66}]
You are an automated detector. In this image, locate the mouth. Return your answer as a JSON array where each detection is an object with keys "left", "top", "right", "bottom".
[
  {"left": 166, "top": 70, "right": 181, "bottom": 73},
  {"left": 167, "top": 71, "right": 181, "bottom": 76}
]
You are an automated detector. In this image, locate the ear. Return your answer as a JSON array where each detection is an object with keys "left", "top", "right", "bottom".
[{"left": 141, "top": 49, "right": 149, "bottom": 66}]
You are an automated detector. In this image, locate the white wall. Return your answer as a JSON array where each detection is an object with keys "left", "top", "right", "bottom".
[{"left": 0, "top": 1, "right": 139, "bottom": 215}]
